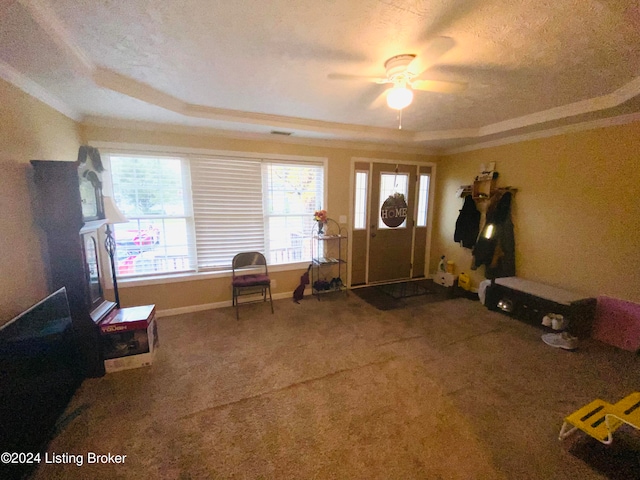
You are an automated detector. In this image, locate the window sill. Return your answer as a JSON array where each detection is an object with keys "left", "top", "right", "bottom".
[{"left": 117, "top": 261, "right": 312, "bottom": 288}]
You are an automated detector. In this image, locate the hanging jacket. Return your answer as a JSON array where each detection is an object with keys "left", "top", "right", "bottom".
[
  {"left": 472, "top": 191, "right": 515, "bottom": 278},
  {"left": 454, "top": 195, "right": 481, "bottom": 248}
]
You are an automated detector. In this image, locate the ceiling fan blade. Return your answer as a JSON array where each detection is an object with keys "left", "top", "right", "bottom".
[
  {"left": 368, "top": 88, "right": 390, "bottom": 110},
  {"left": 412, "top": 79, "right": 467, "bottom": 94},
  {"left": 406, "top": 36, "right": 456, "bottom": 77},
  {"left": 327, "top": 73, "right": 389, "bottom": 84}
]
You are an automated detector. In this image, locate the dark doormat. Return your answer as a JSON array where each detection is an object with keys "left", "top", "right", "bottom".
[
  {"left": 352, "top": 280, "right": 450, "bottom": 311},
  {"left": 378, "top": 281, "right": 428, "bottom": 299}
]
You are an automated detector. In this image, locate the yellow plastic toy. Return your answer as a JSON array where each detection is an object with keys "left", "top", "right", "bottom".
[{"left": 559, "top": 392, "right": 640, "bottom": 444}]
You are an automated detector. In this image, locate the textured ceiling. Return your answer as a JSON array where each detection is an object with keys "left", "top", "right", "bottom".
[{"left": 1, "top": 0, "right": 639, "bottom": 151}]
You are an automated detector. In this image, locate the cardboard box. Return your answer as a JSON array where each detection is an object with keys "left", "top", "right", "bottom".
[{"left": 99, "top": 305, "right": 158, "bottom": 373}]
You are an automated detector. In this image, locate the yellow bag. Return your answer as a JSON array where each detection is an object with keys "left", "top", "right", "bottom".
[{"left": 458, "top": 272, "right": 471, "bottom": 291}]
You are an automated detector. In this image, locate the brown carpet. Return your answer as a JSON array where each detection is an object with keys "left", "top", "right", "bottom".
[{"left": 32, "top": 292, "right": 640, "bottom": 479}]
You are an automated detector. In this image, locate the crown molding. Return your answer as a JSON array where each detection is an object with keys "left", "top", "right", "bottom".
[
  {"left": 443, "top": 112, "right": 640, "bottom": 155},
  {"left": 82, "top": 117, "right": 439, "bottom": 156},
  {"left": 0, "top": 60, "right": 81, "bottom": 121},
  {"left": 413, "top": 76, "right": 640, "bottom": 144},
  {"left": 479, "top": 77, "right": 640, "bottom": 137}
]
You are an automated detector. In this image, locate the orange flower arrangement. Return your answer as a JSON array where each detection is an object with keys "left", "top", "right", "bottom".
[
  {"left": 313, "top": 209, "right": 327, "bottom": 223},
  {"left": 314, "top": 209, "right": 327, "bottom": 234}
]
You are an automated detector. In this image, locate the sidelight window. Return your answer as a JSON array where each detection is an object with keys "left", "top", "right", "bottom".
[
  {"left": 354, "top": 171, "right": 368, "bottom": 230},
  {"left": 416, "top": 174, "right": 430, "bottom": 227}
]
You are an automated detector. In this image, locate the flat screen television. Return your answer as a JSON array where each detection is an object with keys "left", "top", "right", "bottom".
[{"left": 0, "top": 287, "right": 83, "bottom": 479}]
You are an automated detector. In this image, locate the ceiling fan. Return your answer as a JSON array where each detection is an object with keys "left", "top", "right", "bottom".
[{"left": 327, "top": 37, "right": 467, "bottom": 111}]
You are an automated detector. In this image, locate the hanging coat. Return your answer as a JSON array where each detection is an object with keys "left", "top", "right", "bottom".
[
  {"left": 454, "top": 195, "right": 481, "bottom": 248},
  {"left": 472, "top": 191, "right": 515, "bottom": 278}
]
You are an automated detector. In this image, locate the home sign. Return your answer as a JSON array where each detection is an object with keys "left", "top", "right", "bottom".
[{"left": 380, "top": 193, "right": 408, "bottom": 228}]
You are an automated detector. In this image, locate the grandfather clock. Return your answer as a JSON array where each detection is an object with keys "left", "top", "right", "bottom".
[{"left": 31, "top": 158, "right": 117, "bottom": 378}]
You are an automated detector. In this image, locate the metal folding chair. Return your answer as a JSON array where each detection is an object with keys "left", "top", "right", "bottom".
[{"left": 231, "top": 252, "right": 274, "bottom": 320}]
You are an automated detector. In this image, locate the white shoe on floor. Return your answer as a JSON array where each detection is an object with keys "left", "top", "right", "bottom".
[
  {"left": 542, "top": 332, "right": 578, "bottom": 350},
  {"left": 551, "top": 314, "right": 566, "bottom": 331}
]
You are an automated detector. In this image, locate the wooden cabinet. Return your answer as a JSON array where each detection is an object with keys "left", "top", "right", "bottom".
[{"left": 31, "top": 160, "right": 116, "bottom": 377}]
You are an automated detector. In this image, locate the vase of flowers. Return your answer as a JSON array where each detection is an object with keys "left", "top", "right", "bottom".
[{"left": 314, "top": 209, "right": 327, "bottom": 235}]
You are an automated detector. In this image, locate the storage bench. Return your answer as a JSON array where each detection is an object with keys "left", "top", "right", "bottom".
[{"left": 485, "top": 277, "right": 596, "bottom": 337}]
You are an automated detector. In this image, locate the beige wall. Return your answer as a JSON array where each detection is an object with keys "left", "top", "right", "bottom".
[
  {"left": 4, "top": 76, "right": 637, "bottom": 317},
  {"left": 432, "top": 121, "right": 640, "bottom": 303},
  {"left": 0, "top": 78, "right": 81, "bottom": 323},
  {"left": 82, "top": 124, "right": 436, "bottom": 311}
]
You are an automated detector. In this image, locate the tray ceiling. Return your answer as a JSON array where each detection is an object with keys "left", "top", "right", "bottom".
[{"left": 1, "top": 0, "right": 639, "bottom": 152}]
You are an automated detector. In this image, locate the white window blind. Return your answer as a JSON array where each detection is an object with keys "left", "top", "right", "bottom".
[{"left": 191, "top": 157, "right": 265, "bottom": 270}]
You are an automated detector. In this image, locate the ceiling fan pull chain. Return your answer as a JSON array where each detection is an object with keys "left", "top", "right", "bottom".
[{"left": 398, "top": 109, "right": 403, "bottom": 130}]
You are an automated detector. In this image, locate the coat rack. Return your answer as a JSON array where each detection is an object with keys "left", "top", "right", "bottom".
[
  {"left": 457, "top": 168, "right": 518, "bottom": 239},
  {"left": 457, "top": 165, "right": 518, "bottom": 201}
]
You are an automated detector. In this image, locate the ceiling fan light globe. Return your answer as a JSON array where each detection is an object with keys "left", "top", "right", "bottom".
[{"left": 387, "top": 86, "right": 413, "bottom": 110}]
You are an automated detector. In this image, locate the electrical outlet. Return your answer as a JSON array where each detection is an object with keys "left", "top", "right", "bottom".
[
  {"left": 271, "top": 279, "right": 277, "bottom": 289},
  {"left": 339, "top": 215, "right": 347, "bottom": 224}
]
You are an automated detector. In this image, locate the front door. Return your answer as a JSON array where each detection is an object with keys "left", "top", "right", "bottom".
[
  {"left": 351, "top": 161, "right": 432, "bottom": 286},
  {"left": 368, "top": 163, "right": 416, "bottom": 283}
]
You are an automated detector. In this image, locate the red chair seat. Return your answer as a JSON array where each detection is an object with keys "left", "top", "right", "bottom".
[
  {"left": 231, "top": 251, "right": 274, "bottom": 320},
  {"left": 232, "top": 273, "right": 270, "bottom": 287}
]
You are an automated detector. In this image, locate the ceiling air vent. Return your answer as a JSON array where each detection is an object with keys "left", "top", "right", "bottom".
[{"left": 270, "top": 130, "right": 293, "bottom": 136}]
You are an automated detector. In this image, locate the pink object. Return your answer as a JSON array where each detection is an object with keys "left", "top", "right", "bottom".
[{"left": 591, "top": 296, "right": 640, "bottom": 351}]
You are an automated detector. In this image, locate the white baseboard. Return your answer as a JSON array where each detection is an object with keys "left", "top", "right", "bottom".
[{"left": 156, "top": 289, "right": 305, "bottom": 318}]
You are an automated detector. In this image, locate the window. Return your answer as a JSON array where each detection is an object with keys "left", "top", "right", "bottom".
[
  {"left": 378, "top": 172, "right": 408, "bottom": 229},
  {"left": 107, "top": 152, "right": 324, "bottom": 278},
  {"left": 354, "top": 171, "right": 368, "bottom": 230},
  {"left": 109, "top": 155, "right": 192, "bottom": 277},
  {"left": 416, "top": 174, "right": 430, "bottom": 227},
  {"left": 191, "top": 157, "right": 264, "bottom": 270},
  {"left": 263, "top": 162, "right": 324, "bottom": 265}
]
